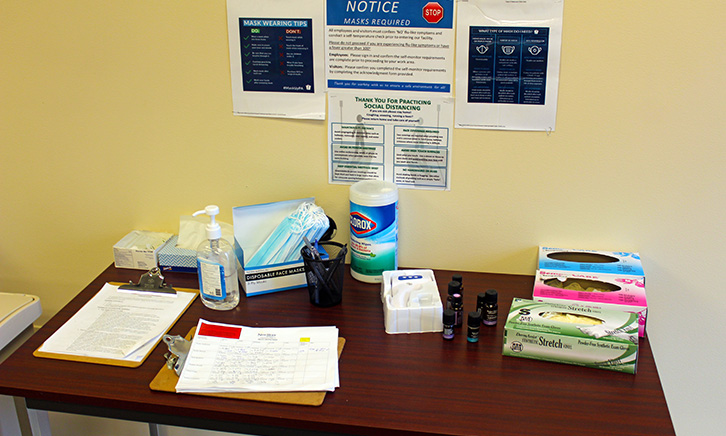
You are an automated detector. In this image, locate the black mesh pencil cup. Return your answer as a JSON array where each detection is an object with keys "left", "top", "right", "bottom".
[{"left": 301, "top": 241, "right": 348, "bottom": 307}]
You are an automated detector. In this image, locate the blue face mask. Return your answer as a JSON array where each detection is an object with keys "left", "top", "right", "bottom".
[{"left": 246, "top": 202, "right": 329, "bottom": 268}]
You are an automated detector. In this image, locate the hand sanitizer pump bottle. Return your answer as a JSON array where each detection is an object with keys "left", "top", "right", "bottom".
[{"left": 193, "top": 205, "right": 240, "bottom": 310}]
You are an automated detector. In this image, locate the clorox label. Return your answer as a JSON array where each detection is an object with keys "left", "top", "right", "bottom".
[
  {"left": 350, "top": 212, "right": 377, "bottom": 235},
  {"left": 349, "top": 200, "right": 398, "bottom": 280}
]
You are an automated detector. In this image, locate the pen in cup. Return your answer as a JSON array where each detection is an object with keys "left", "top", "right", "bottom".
[{"left": 303, "top": 236, "right": 322, "bottom": 261}]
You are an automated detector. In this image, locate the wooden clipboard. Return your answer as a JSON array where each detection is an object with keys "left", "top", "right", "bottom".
[
  {"left": 33, "top": 284, "right": 198, "bottom": 368},
  {"left": 149, "top": 327, "right": 345, "bottom": 407}
]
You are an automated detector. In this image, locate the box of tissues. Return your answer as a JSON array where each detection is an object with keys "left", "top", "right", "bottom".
[
  {"left": 158, "top": 216, "right": 236, "bottom": 273},
  {"left": 380, "top": 270, "right": 443, "bottom": 334}
]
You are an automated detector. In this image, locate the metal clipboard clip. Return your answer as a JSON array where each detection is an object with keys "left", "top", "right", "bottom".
[
  {"left": 118, "top": 267, "right": 176, "bottom": 295},
  {"left": 162, "top": 334, "right": 191, "bottom": 376}
]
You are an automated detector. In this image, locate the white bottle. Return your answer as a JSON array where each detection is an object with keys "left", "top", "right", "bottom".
[
  {"left": 349, "top": 180, "right": 398, "bottom": 283},
  {"left": 193, "top": 205, "right": 240, "bottom": 310}
]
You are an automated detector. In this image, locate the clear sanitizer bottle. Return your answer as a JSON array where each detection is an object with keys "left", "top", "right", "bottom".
[{"left": 193, "top": 205, "right": 240, "bottom": 310}]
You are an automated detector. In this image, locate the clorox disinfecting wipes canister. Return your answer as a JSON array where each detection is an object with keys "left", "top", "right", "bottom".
[{"left": 349, "top": 180, "right": 398, "bottom": 283}]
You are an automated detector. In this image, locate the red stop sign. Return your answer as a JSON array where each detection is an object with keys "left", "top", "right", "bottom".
[{"left": 423, "top": 2, "right": 444, "bottom": 24}]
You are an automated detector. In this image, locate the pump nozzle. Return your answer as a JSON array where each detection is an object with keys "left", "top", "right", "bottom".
[{"left": 193, "top": 205, "right": 222, "bottom": 240}]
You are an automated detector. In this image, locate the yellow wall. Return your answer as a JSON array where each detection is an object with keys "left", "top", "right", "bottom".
[{"left": 2, "top": 1, "right": 725, "bottom": 434}]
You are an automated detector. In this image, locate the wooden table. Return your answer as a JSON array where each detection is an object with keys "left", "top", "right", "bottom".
[{"left": 0, "top": 265, "right": 674, "bottom": 435}]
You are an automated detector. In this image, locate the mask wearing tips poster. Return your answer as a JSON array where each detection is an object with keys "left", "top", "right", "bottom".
[
  {"left": 227, "top": 0, "right": 325, "bottom": 119},
  {"left": 455, "top": 0, "right": 563, "bottom": 131},
  {"left": 328, "top": 93, "right": 453, "bottom": 190}
]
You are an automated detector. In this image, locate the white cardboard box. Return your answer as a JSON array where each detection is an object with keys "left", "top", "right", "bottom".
[
  {"left": 380, "top": 269, "right": 443, "bottom": 334},
  {"left": 113, "top": 230, "right": 172, "bottom": 270}
]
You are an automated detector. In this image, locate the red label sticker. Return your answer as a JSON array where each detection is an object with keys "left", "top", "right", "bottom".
[{"left": 198, "top": 322, "right": 242, "bottom": 339}]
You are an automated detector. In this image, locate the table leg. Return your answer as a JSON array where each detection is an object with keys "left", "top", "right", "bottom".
[
  {"left": 26, "top": 407, "right": 50, "bottom": 436},
  {"left": 0, "top": 395, "right": 22, "bottom": 436}
]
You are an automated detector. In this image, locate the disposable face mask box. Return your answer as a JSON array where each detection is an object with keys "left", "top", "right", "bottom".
[
  {"left": 533, "top": 270, "right": 648, "bottom": 337},
  {"left": 113, "top": 230, "right": 172, "bottom": 270},
  {"left": 380, "top": 270, "right": 443, "bottom": 334},
  {"left": 233, "top": 198, "right": 323, "bottom": 297},
  {"left": 503, "top": 298, "right": 639, "bottom": 374}
]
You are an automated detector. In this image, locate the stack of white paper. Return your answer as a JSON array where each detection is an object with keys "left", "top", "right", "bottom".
[
  {"left": 176, "top": 319, "right": 340, "bottom": 393},
  {"left": 38, "top": 283, "right": 196, "bottom": 362}
]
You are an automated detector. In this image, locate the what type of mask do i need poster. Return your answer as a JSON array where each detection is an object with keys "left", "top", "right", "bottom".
[{"left": 455, "top": 0, "right": 564, "bottom": 131}]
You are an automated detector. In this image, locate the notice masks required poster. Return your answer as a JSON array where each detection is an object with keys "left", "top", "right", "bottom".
[
  {"left": 455, "top": 0, "right": 564, "bottom": 131},
  {"left": 325, "top": 0, "right": 455, "bottom": 92},
  {"left": 227, "top": 0, "right": 326, "bottom": 119},
  {"left": 325, "top": 0, "right": 456, "bottom": 190}
]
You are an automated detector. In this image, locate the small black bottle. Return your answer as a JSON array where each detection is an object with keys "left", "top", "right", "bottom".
[
  {"left": 467, "top": 311, "right": 481, "bottom": 343},
  {"left": 476, "top": 292, "right": 487, "bottom": 318},
  {"left": 451, "top": 293, "right": 464, "bottom": 328},
  {"left": 452, "top": 273, "right": 464, "bottom": 295},
  {"left": 442, "top": 309, "right": 455, "bottom": 340},
  {"left": 482, "top": 289, "right": 498, "bottom": 326},
  {"left": 446, "top": 280, "right": 461, "bottom": 311}
]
